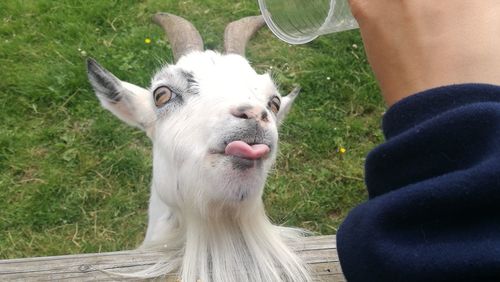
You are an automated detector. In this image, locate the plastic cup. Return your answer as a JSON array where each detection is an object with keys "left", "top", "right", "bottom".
[{"left": 258, "top": 0, "right": 358, "bottom": 44}]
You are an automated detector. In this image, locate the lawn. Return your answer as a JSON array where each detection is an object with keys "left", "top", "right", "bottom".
[{"left": 0, "top": 0, "right": 384, "bottom": 259}]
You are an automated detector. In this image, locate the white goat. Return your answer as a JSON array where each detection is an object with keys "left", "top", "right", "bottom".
[{"left": 86, "top": 13, "right": 310, "bottom": 282}]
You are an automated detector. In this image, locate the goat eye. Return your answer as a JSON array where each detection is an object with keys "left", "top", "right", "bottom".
[
  {"left": 268, "top": 96, "right": 281, "bottom": 114},
  {"left": 153, "top": 86, "right": 173, "bottom": 107}
]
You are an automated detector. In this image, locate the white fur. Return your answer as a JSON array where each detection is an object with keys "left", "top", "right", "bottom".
[{"left": 88, "top": 51, "right": 310, "bottom": 281}]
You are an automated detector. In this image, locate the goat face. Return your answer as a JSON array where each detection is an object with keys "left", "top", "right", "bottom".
[
  {"left": 86, "top": 15, "right": 299, "bottom": 214},
  {"left": 149, "top": 51, "right": 297, "bottom": 208}
]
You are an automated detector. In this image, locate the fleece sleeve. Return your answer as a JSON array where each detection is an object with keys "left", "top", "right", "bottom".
[{"left": 337, "top": 84, "right": 500, "bottom": 282}]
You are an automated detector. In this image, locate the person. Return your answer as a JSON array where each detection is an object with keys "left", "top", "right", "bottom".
[{"left": 337, "top": 1, "right": 500, "bottom": 281}]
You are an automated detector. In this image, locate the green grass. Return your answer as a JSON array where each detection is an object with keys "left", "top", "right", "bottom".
[{"left": 0, "top": 0, "right": 384, "bottom": 259}]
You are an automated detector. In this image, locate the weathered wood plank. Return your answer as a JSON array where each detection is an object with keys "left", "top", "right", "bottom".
[{"left": 0, "top": 235, "right": 344, "bottom": 281}]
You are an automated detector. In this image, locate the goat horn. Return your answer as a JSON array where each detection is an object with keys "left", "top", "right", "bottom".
[
  {"left": 152, "top": 13, "right": 204, "bottom": 63},
  {"left": 224, "top": 15, "right": 266, "bottom": 56}
]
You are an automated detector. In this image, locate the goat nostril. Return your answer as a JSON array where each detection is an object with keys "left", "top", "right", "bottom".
[
  {"left": 231, "top": 110, "right": 250, "bottom": 119},
  {"left": 231, "top": 105, "right": 270, "bottom": 121},
  {"left": 231, "top": 106, "right": 254, "bottom": 120},
  {"left": 261, "top": 110, "right": 269, "bottom": 122}
]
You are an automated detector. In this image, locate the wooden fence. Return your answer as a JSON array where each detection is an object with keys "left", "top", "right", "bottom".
[{"left": 0, "top": 235, "right": 343, "bottom": 281}]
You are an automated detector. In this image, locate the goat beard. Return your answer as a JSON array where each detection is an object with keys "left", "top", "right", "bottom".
[{"left": 115, "top": 201, "right": 311, "bottom": 282}]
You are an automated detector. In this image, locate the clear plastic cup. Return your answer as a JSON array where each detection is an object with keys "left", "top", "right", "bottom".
[{"left": 258, "top": 0, "right": 358, "bottom": 44}]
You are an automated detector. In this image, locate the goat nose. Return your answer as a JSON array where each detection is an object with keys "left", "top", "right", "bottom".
[{"left": 230, "top": 105, "right": 269, "bottom": 122}]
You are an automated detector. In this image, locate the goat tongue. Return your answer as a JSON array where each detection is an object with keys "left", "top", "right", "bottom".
[{"left": 225, "top": 141, "right": 270, "bottom": 160}]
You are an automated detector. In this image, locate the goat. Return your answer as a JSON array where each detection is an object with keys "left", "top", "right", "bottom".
[{"left": 86, "top": 13, "right": 310, "bottom": 282}]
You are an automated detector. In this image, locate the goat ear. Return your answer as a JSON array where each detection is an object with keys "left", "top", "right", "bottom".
[
  {"left": 277, "top": 86, "right": 300, "bottom": 124},
  {"left": 86, "top": 58, "right": 156, "bottom": 136}
]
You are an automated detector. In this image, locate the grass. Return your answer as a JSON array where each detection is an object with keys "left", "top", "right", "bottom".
[{"left": 0, "top": 0, "right": 384, "bottom": 259}]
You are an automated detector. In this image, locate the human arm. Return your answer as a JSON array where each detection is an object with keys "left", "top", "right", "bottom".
[
  {"left": 337, "top": 84, "right": 500, "bottom": 281},
  {"left": 337, "top": 1, "right": 500, "bottom": 281},
  {"left": 348, "top": 0, "right": 500, "bottom": 106}
]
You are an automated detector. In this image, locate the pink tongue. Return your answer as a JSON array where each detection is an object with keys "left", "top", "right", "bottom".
[{"left": 225, "top": 141, "right": 270, "bottom": 160}]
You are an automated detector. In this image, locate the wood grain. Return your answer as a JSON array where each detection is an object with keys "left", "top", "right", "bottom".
[{"left": 0, "top": 235, "right": 344, "bottom": 281}]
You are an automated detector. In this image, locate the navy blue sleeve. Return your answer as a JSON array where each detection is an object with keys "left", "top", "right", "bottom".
[{"left": 337, "top": 84, "right": 500, "bottom": 282}]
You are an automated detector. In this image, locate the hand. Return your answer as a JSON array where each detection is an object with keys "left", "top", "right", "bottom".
[{"left": 348, "top": 0, "right": 500, "bottom": 106}]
